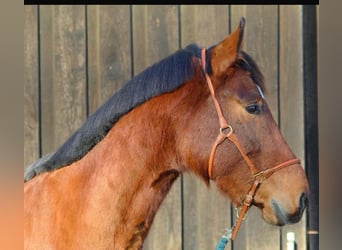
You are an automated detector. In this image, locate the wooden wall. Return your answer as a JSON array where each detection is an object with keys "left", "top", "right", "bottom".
[{"left": 24, "top": 5, "right": 318, "bottom": 250}]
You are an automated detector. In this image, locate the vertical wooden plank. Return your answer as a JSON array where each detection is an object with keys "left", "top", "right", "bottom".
[
  {"left": 132, "top": 5, "right": 182, "bottom": 250},
  {"left": 40, "top": 5, "right": 87, "bottom": 154},
  {"left": 180, "top": 5, "right": 229, "bottom": 47},
  {"left": 180, "top": 5, "right": 231, "bottom": 250},
  {"left": 24, "top": 5, "right": 39, "bottom": 167},
  {"left": 232, "top": 5, "right": 279, "bottom": 118},
  {"left": 231, "top": 5, "right": 281, "bottom": 250},
  {"left": 87, "top": 5, "right": 132, "bottom": 113},
  {"left": 132, "top": 5, "right": 179, "bottom": 75},
  {"left": 279, "top": 5, "right": 306, "bottom": 250}
]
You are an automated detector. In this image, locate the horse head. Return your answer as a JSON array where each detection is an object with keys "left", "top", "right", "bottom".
[{"left": 178, "top": 18, "right": 309, "bottom": 229}]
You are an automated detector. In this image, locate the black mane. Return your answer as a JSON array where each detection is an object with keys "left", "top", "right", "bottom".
[
  {"left": 24, "top": 44, "right": 202, "bottom": 181},
  {"left": 24, "top": 44, "right": 264, "bottom": 182}
]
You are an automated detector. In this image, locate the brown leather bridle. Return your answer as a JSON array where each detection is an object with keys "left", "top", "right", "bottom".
[{"left": 201, "top": 48, "right": 300, "bottom": 240}]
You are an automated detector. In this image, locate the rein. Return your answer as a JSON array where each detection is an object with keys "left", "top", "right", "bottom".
[{"left": 200, "top": 48, "right": 300, "bottom": 249}]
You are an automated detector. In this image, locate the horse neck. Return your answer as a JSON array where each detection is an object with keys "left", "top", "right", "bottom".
[{"left": 69, "top": 82, "right": 202, "bottom": 248}]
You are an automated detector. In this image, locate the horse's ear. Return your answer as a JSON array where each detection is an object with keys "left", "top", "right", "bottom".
[{"left": 210, "top": 17, "right": 245, "bottom": 77}]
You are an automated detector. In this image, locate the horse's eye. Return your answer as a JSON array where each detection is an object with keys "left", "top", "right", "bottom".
[{"left": 245, "top": 104, "right": 261, "bottom": 115}]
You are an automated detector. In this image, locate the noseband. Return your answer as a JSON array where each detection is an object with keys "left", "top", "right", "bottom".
[{"left": 201, "top": 48, "right": 300, "bottom": 242}]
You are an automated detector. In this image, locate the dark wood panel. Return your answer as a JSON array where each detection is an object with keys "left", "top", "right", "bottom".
[
  {"left": 132, "top": 5, "right": 182, "bottom": 250},
  {"left": 40, "top": 5, "right": 87, "bottom": 154},
  {"left": 180, "top": 5, "right": 232, "bottom": 250},
  {"left": 24, "top": 5, "right": 39, "bottom": 167},
  {"left": 279, "top": 5, "right": 306, "bottom": 250},
  {"left": 231, "top": 6, "right": 281, "bottom": 250},
  {"left": 87, "top": 5, "right": 132, "bottom": 113}
]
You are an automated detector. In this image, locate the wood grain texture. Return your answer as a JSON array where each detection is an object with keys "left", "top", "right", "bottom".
[
  {"left": 180, "top": 5, "right": 232, "bottom": 250},
  {"left": 40, "top": 5, "right": 87, "bottom": 154},
  {"left": 132, "top": 5, "right": 182, "bottom": 250},
  {"left": 279, "top": 5, "right": 306, "bottom": 250},
  {"left": 232, "top": 5, "right": 279, "bottom": 118},
  {"left": 132, "top": 5, "right": 179, "bottom": 75},
  {"left": 231, "top": 5, "right": 281, "bottom": 250},
  {"left": 180, "top": 5, "right": 229, "bottom": 48},
  {"left": 87, "top": 5, "right": 132, "bottom": 113},
  {"left": 24, "top": 5, "right": 39, "bottom": 167}
]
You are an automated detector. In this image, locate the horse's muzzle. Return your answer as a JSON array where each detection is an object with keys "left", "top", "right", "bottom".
[{"left": 270, "top": 192, "right": 308, "bottom": 226}]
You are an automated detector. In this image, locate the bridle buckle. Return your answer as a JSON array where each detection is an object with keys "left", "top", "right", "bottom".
[{"left": 253, "top": 171, "right": 266, "bottom": 183}]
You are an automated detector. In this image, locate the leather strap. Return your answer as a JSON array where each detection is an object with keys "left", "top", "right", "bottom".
[
  {"left": 201, "top": 48, "right": 300, "bottom": 240},
  {"left": 231, "top": 158, "right": 300, "bottom": 239}
]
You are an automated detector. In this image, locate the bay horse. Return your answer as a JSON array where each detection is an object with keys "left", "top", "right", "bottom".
[{"left": 24, "top": 18, "right": 309, "bottom": 249}]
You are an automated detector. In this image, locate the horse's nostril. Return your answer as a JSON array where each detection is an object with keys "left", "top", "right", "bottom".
[{"left": 299, "top": 192, "right": 308, "bottom": 213}]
